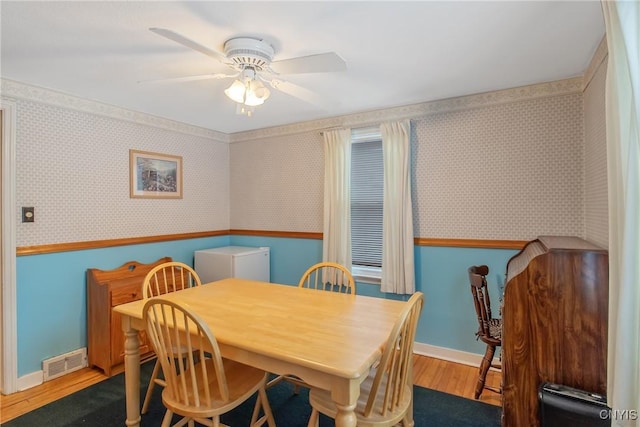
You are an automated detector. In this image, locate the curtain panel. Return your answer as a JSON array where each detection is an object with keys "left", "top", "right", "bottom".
[
  {"left": 380, "top": 120, "right": 415, "bottom": 294},
  {"left": 602, "top": 1, "right": 640, "bottom": 425},
  {"left": 322, "top": 129, "right": 352, "bottom": 268}
]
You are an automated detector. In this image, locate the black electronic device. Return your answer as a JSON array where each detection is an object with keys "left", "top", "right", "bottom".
[{"left": 539, "top": 382, "right": 609, "bottom": 427}]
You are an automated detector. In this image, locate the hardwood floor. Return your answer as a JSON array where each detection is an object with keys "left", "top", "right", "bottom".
[
  {"left": 0, "top": 365, "right": 107, "bottom": 423},
  {"left": 0, "top": 353, "right": 502, "bottom": 423},
  {"left": 412, "top": 354, "right": 502, "bottom": 407}
]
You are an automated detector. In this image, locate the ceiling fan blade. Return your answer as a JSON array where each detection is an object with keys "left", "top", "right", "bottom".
[
  {"left": 270, "top": 52, "right": 346, "bottom": 75},
  {"left": 267, "top": 78, "right": 333, "bottom": 109},
  {"left": 138, "top": 73, "right": 237, "bottom": 85},
  {"left": 149, "top": 27, "right": 228, "bottom": 64}
]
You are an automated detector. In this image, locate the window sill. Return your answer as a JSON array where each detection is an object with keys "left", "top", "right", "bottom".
[{"left": 352, "top": 265, "right": 381, "bottom": 285}]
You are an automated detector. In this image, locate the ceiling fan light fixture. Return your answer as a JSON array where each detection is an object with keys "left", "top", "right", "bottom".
[
  {"left": 244, "top": 80, "right": 270, "bottom": 106},
  {"left": 148, "top": 29, "right": 347, "bottom": 118},
  {"left": 224, "top": 79, "right": 247, "bottom": 103},
  {"left": 224, "top": 70, "right": 271, "bottom": 113}
]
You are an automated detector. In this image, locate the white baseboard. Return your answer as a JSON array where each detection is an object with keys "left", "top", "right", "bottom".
[
  {"left": 17, "top": 370, "right": 43, "bottom": 391},
  {"left": 414, "top": 342, "right": 501, "bottom": 370}
]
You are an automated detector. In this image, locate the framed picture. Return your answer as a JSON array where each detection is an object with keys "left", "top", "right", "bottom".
[{"left": 129, "top": 150, "right": 183, "bottom": 199}]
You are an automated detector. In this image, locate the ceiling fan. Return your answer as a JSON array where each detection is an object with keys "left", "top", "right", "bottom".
[{"left": 147, "top": 28, "right": 347, "bottom": 116}]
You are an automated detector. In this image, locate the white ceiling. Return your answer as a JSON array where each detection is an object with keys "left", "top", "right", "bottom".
[{"left": 1, "top": 1, "right": 605, "bottom": 135}]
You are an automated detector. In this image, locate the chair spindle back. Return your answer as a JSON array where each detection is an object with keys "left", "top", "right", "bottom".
[
  {"left": 143, "top": 298, "right": 229, "bottom": 408},
  {"left": 364, "top": 291, "right": 424, "bottom": 418},
  {"left": 143, "top": 261, "right": 202, "bottom": 298},
  {"left": 298, "top": 262, "right": 356, "bottom": 294},
  {"left": 468, "top": 265, "right": 494, "bottom": 340}
]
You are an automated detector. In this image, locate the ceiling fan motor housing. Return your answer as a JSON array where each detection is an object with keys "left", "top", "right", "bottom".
[{"left": 224, "top": 37, "right": 275, "bottom": 72}]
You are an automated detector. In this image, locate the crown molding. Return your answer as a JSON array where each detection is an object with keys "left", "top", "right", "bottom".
[
  {"left": 583, "top": 36, "right": 608, "bottom": 91},
  {"left": 0, "top": 78, "right": 229, "bottom": 143},
  {"left": 2, "top": 76, "right": 583, "bottom": 144},
  {"left": 229, "top": 77, "right": 584, "bottom": 142}
]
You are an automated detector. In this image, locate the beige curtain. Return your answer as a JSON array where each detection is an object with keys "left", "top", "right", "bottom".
[
  {"left": 322, "top": 129, "right": 352, "bottom": 268},
  {"left": 380, "top": 120, "right": 415, "bottom": 294},
  {"left": 602, "top": 1, "right": 640, "bottom": 425}
]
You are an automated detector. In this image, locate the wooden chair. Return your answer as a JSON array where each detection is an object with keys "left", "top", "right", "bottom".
[
  {"left": 141, "top": 262, "right": 203, "bottom": 415},
  {"left": 267, "top": 261, "right": 355, "bottom": 392},
  {"left": 307, "top": 291, "right": 424, "bottom": 427},
  {"left": 468, "top": 265, "right": 502, "bottom": 399},
  {"left": 143, "top": 298, "right": 275, "bottom": 427},
  {"left": 297, "top": 261, "right": 356, "bottom": 294}
]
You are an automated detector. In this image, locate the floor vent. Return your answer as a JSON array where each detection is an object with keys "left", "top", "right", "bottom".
[{"left": 43, "top": 348, "right": 87, "bottom": 381}]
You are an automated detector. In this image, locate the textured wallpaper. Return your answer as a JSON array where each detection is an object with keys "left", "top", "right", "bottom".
[
  {"left": 15, "top": 100, "right": 230, "bottom": 246},
  {"left": 9, "top": 74, "right": 604, "bottom": 246},
  {"left": 230, "top": 92, "right": 587, "bottom": 241},
  {"left": 229, "top": 133, "right": 324, "bottom": 232},
  {"left": 583, "top": 58, "right": 608, "bottom": 249},
  {"left": 412, "top": 93, "right": 584, "bottom": 240}
]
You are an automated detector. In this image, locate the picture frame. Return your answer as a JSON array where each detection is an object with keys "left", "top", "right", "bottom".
[{"left": 129, "top": 150, "right": 183, "bottom": 199}]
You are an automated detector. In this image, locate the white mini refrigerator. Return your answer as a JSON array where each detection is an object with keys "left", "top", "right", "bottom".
[{"left": 194, "top": 246, "right": 270, "bottom": 283}]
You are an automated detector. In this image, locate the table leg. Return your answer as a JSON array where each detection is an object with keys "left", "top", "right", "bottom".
[
  {"left": 334, "top": 403, "right": 357, "bottom": 427},
  {"left": 332, "top": 379, "right": 358, "bottom": 427},
  {"left": 122, "top": 324, "right": 141, "bottom": 427}
]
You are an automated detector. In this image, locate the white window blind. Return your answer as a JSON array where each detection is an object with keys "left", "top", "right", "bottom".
[{"left": 351, "top": 130, "right": 383, "bottom": 268}]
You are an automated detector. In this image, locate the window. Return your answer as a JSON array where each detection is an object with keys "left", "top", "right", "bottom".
[{"left": 351, "top": 128, "right": 383, "bottom": 281}]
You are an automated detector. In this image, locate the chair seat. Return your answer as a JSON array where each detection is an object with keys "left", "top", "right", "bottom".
[
  {"left": 308, "top": 363, "right": 412, "bottom": 427},
  {"left": 162, "top": 358, "right": 267, "bottom": 418}
]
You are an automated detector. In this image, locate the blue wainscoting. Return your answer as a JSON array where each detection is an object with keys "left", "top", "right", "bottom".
[
  {"left": 15, "top": 235, "right": 517, "bottom": 378},
  {"left": 16, "top": 235, "right": 230, "bottom": 377},
  {"left": 415, "top": 245, "right": 515, "bottom": 353}
]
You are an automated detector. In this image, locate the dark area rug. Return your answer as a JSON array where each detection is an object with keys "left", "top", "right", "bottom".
[{"left": 4, "top": 360, "right": 501, "bottom": 426}]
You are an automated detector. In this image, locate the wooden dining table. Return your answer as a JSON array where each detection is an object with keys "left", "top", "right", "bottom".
[{"left": 113, "top": 277, "right": 409, "bottom": 427}]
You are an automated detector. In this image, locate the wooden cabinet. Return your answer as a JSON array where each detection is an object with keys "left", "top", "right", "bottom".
[
  {"left": 502, "top": 236, "right": 608, "bottom": 426},
  {"left": 87, "top": 257, "right": 172, "bottom": 376}
]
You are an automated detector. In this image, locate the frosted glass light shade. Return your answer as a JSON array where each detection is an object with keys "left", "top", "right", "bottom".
[
  {"left": 244, "top": 80, "right": 270, "bottom": 106},
  {"left": 224, "top": 74, "right": 271, "bottom": 114},
  {"left": 224, "top": 80, "right": 247, "bottom": 103}
]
